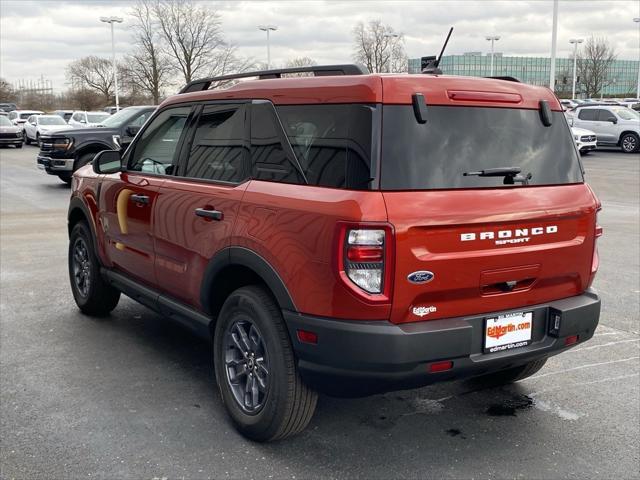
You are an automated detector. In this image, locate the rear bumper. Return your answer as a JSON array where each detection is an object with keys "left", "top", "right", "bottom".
[{"left": 284, "top": 289, "right": 600, "bottom": 396}]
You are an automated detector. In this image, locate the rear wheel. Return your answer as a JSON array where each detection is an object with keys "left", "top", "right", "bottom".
[
  {"left": 468, "top": 358, "right": 548, "bottom": 387},
  {"left": 68, "top": 221, "right": 120, "bottom": 316},
  {"left": 214, "top": 285, "right": 317, "bottom": 442},
  {"left": 620, "top": 133, "right": 639, "bottom": 153}
]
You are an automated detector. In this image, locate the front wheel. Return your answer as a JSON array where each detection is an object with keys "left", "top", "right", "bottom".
[
  {"left": 620, "top": 133, "right": 639, "bottom": 153},
  {"left": 68, "top": 221, "right": 120, "bottom": 316},
  {"left": 36, "top": 133, "right": 41, "bottom": 148},
  {"left": 214, "top": 286, "right": 317, "bottom": 442},
  {"left": 24, "top": 132, "right": 31, "bottom": 145}
]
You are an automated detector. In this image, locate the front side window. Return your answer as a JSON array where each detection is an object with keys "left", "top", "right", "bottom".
[
  {"left": 128, "top": 106, "right": 191, "bottom": 175},
  {"left": 381, "top": 105, "right": 583, "bottom": 190},
  {"left": 183, "top": 104, "right": 248, "bottom": 183}
]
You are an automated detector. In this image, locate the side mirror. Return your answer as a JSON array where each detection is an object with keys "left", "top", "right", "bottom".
[
  {"left": 607, "top": 116, "right": 617, "bottom": 124},
  {"left": 80, "top": 119, "right": 86, "bottom": 124},
  {"left": 92, "top": 150, "right": 122, "bottom": 174},
  {"left": 126, "top": 125, "right": 141, "bottom": 137}
]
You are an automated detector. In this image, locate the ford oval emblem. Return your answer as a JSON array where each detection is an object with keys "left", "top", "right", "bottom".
[{"left": 407, "top": 271, "right": 435, "bottom": 284}]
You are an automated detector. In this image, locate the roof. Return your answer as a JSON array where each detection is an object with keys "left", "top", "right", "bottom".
[{"left": 161, "top": 73, "right": 561, "bottom": 111}]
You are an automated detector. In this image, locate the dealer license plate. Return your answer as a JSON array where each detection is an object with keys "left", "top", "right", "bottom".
[{"left": 484, "top": 311, "right": 533, "bottom": 353}]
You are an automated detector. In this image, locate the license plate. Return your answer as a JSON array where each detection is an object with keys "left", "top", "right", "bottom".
[{"left": 484, "top": 311, "right": 532, "bottom": 353}]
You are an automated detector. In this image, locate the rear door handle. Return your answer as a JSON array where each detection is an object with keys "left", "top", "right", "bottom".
[
  {"left": 195, "top": 208, "right": 223, "bottom": 221},
  {"left": 130, "top": 194, "right": 149, "bottom": 205}
]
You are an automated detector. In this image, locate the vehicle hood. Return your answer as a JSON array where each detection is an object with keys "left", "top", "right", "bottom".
[
  {"left": 42, "top": 126, "right": 116, "bottom": 137},
  {"left": 571, "top": 127, "right": 596, "bottom": 136},
  {"left": 0, "top": 126, "right": 21, "bottom": 133},
  {"left": 38, "top": 125, "right": 75, "bottom": 134}
]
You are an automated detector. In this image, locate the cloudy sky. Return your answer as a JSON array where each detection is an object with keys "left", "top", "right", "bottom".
[{"left": 1, "top": 0, "right": 638, "bottom": 92}]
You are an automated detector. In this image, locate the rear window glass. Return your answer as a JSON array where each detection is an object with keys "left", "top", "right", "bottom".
[
  {"left": 381, "top": 106, "right": 583, "bottom": 190},
  {"left": 276, "top": 104, "right": 375, "bottom": 190}
]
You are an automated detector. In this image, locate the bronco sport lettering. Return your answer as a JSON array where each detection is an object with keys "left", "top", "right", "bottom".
[{"left": 67, "top": 64, "right": 602, "bottom": 442}]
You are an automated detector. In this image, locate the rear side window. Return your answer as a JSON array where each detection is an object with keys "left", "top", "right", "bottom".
[
  {"left": 578, "top": 109, "right": 598, "bottom": 121},
  {"left": 276, "top": 105, "right": 374, "bottom": 189},
  {"left": 184, "top": 104, "right": 248, "bottom": 183},
  {"left": 250, "top": 103, "right": 305, "bottom": 185},
  {"left": 381, "top": 105, "right": 583, "bottom": 190}
]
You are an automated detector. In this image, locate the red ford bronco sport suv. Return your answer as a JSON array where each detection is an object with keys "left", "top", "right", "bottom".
[{"left": 68, "top": 64, "right": 601, "bottom": 441}]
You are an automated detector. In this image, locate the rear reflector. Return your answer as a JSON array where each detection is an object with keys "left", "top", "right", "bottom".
[
  {"left": 347, "top": 245, "right": 384, "bottom": 262},
  {"left": 429, "top": 360, "right": 453, "bottom": 373},
  {"left": 564, "top": 335, "right": 579, "bottom": 346},
  {"left": 297, "top": 329, "right": 318, "bottom": 345}
]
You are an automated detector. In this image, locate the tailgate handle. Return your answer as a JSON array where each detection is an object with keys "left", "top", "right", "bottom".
[{"left": 480, "top": 264, "right": 540, "bottom": 295}]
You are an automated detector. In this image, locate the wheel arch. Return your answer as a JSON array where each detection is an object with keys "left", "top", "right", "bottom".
[
  {"left": 618, "top": 130, "right": 639, "bottom": 145},
  {"left": 201, "top": 247, "right": 297, "bottom": 331},
  {"left": 74, "top": 142, "right": 112, "bottom": 168}
]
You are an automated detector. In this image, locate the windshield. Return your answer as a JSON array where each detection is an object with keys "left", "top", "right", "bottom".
[
  {"left": 99, "top": 108, "right": 146, "bottom": 128},
  {"left": 0, "top": 116, "right": 12, "bottom": 127},
  {"left": 20, "top": 113, "right": 38, "bottom": 119},
  {"left": 381, "top": 105, "right": 583, "bottom": 190},
  {"left": 612, "top": 107, "right": 639, "bottom": 120},
  {"left": 87, "top": 113, "right": 109, "bottom": 123},
  {"left": 39, "top": 116, "right": 67, "bottom": 126}
]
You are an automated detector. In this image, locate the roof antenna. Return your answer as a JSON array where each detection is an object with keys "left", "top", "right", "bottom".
[{"left": 421, "top": 27, "right": 454, "bottom": 75}]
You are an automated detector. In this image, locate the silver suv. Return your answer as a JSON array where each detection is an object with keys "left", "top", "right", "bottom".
[{"left": 570, "top": 105, "right": 640, "bottom": 153}]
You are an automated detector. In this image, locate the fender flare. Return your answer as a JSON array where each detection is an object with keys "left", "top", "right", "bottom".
[{"left": 200, "top": 247, "right": 297, "bottom": 315}]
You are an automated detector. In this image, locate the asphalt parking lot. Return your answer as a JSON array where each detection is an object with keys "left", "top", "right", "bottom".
[{"left": 1, "top": 144, "right": 638, "bottom": 479}]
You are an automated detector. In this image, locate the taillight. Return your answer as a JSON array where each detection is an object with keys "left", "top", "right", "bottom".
[
  {"left": 588, "top": 207, "right": 603, "bottom": 287},
  {"left": 337, "top": 224, "right": 394, "bottom": 300}
]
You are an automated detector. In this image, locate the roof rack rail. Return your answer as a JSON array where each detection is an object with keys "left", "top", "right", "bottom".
[
  {"left": 179, "top": 64, "right": 369, "bottom": 94},
  {"left": 486, "top": 76, "right": 521, "bottom": 83}
]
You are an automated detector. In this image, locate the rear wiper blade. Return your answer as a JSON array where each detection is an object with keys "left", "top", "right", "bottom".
[
  {"left": 463, "top": 167, "right": 532, "bottom": 185},
  {"left": 463, "top": 167, "right": 521, "bottom": 177}
]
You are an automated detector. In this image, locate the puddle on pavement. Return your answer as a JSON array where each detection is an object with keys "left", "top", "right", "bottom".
[{"left": 486, "top": 394, "right": 535, "bottom": 416}]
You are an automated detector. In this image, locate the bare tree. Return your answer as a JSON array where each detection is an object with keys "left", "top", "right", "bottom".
[
  {"left": 154, "top": 0, "right": 226, "bottom": 84},
  {"left": 285, "top": 57, "right": 317, "bottom": 68},
  {"left": 576, "top": 37, "right": 617, "bottom": 98},
  {"left": 125, "top": 0, "right": 172, "bottom": 104},
  {"left": 66, "top": 56, "right": 115, "bottom": 101},
  {"left": 0, "top": 78, "right": 14, "bottom": 100},
  {"left": 352, "top": 20, "right": 407, "bottom": 73}
]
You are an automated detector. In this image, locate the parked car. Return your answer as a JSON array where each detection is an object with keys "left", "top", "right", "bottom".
[
  {"left": 53, "top": 110, "right": 74, "bottom": 122},
  {"left": 0, "top": 115, "right": 24, "bottom": 148},
  {"left": 103, "top": 106, "right": 119, "bottom": 115},
  {"left": 37, "top": 106, "right": 154, "bottom": 183},
  {"left": 560, "top": 99, "right": 578, "bottom": 110},
  {"left": 67, "top": 65, "right": 602, "bottom": 441},
  {"left": 571, "top": 127, "right": 597, "bottom": 155},
  {"left": 569, "top": 105, "right": 640, "bottom": 153},
  {"left": 68, "top": 111, "right": 110, "bottom": 129},
  {"left": 0, "top": 102, "right": 18, "bottom": 112},
  {"left": 24, "top": 114, "right": 74, "bottom": 146},
  {"left": 620, "top": 98, "right": 640, "bottom": 110},
  {"left": 0, "top": 110, "right": 8, "bottom": 117},
  {"left": 7, "top": 110, "right": 43, "bottom": 130}
]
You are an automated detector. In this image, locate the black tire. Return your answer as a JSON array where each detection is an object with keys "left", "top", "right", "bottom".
[
  {"left": 24, "top": 132, "right": 30, "bottom": 145},
  {"left": 15, "top": 143, "right": 22, "bottom": 149},
  {"left": 68, "top": 221, "right": 120, "bottom": 316},
  {"left": 36, "top": 133, "right": 41, "bottom": 148},
  {"left": 468, "top": 358, "right": 548, "bottom": 388},
  {"left": 620, "top": 133, "right": 639, "bottom": 153},
  {"left": 214, "top": 285, "right": 317, "bottom": 442},
  {"left": 59, "top": 174, "right": 72, "bottom": 184},
  {"left": 75, "top": 152, "right": 97, "bottom": 171}
]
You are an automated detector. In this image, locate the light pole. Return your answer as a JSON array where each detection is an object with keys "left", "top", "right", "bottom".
[
  {"left": 634, "top": 18, "right": 640, "bottom": 99},
  {"left": 569, "top": 38, "right": 583, "bottom": 100},
  {"left": 383, "top": 33, "right": 399, "bottom": 73},
  {"left": 100, "top": 16, "right": 123, "bottom": 111},
  {"left": 485, "top": 35, "right": 500, "bottom": 76},
  {"left": 549, "top": 0, "right": 559, "bottom": 90},
  {"left": 258, "top": 25, "right": 277, "bottom": 69}
]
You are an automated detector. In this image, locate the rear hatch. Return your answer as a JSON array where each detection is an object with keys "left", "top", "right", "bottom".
[{"left": 380, "top": 101, "right": 598, "bottom": 324}]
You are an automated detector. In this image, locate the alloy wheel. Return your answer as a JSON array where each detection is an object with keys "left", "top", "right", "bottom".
[
  {"left": 72, "top": 237, "right": 91, "bottom": 298},
  {"left": 622, "top": 135, "right": 637, "bottom": 153},
  {"left": 223, "top": 319, "right": 270, "bottom": 414}
]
